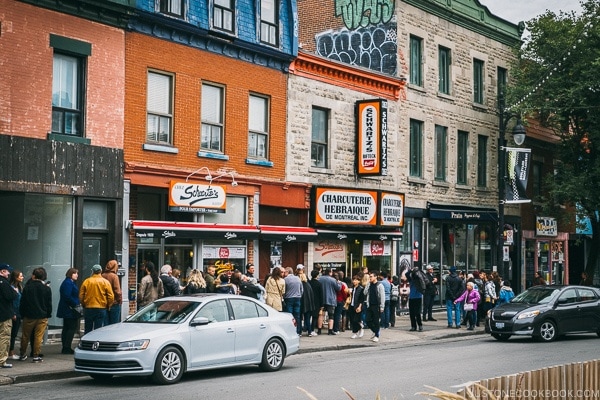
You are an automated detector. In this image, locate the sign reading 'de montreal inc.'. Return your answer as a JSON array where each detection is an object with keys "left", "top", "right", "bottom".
[
  {"left": 168, "top": 180, "right": 227, "bottom": 213},
  {"left": 313, "top": 187, "right": 404, "bottom": 227}
]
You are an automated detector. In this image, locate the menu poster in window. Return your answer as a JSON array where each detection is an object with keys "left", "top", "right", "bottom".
[
  {"left": 314, "top": 240, "right": 346, "bottom": 263},
  {"left": 202, "top": 246, "right": 245, "bottom": 259},
  {"left": 362, "top": 240, "right": 391, "bottom": 256}
]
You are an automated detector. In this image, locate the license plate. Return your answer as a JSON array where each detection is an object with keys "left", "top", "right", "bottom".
[{"left": 495, "top": 322, "right": 505, "bottom": 329}]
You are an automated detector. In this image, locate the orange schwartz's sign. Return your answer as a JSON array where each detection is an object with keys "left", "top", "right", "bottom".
[
  {"left": 356, "top": 99, "right": 388, "bottom": 176},
  {"left": 169, "top": 180, "right": 226, "bottom": 213},
  {"left": 312, "top": 187, "right": 403, "bottom": 227}
]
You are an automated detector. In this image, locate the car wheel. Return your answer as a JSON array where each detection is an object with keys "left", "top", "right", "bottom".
[
  {"left": 259, "top": 338, "right": 285, "bottom": 372},
  {"left": 89, "top": 373, "right": 113, "bottom": 382},
  {"left": 537, "top": 320, "right": 557, "bottom": 342},
  {"left": 152, "top": 346, "right": 184, "bottom": 385},
  {"left": 491, "top": 333, "right": 511, "bottom": 341}
]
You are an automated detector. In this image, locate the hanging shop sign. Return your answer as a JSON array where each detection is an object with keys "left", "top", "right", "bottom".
[
  {"left": 356, "top": 99, "right": 388, "bottom": 176},
  {"left": 168, "top": 180, "right": 227, "bottom": 213},
  {"left": 313, "top": 187, "right": 378, "bottom": 226},
  {"left": 536, "top": 216, "right": 557, "bottom": 237},
  {"left": 380, "top": 192, "right": 404, "bottom": 227}
]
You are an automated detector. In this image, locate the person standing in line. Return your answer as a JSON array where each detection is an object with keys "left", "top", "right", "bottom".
[
  {"left": 308, "top": 269, "right": 323, "bottom": 335},
  {"left": 445, "top": 266, "right": 463, "bottom": 329},
  {"left": 378, "top": 271, "right": 391, "bottom": 329},
  {"left": 389, "top": 275, "right": 400, "bottom": 327},
  {"left": 483, "top": 274, "right": 498, "bottom": 313},
  {"left": 298, "top": 270, "right": 317, "bottom": 337},
  {"left": 497, "top": 280, "right": 515, "bottom": 306},
  {"left": 159, "top": 264, "right": 181, "bottom": 297},
  {"left": 0, "top": 264, "right": 18, "bottom": 368},
  {"left": 333, "top": 271, "right": 349, "bottom": 333},
  {"left": 19, "top": 267, "right": 52, "bottom": 363},
  {"left": 265, "top": 267, "right": 286, "bottom": 311},
  {"left": 137, "top": 262, "right": 164, "bottom": 309},
  {"left": 8, "top": 269, "right": 23, "bottom": 361},
  {"left": 422, "top": 265, "right": 438, "bottom": 322},
  {"left": 363, "top": 271, "right": 384, "bottom": 342},
  {"left": 184, "top": 269, "right": 207, "bottom": 294},
  {"left": 102, "top": 260, "right": 122, "bottom": 325},
  {"left": 204, "top": 265, "right": 216, "bottom": 293},
  {"left": 348, "top": 274, "right": 365, "bottom": 339},
  {"left": 57, "top": 268, "right": 80, "bottom": 354},
  {"left": 79, "top": 264, "right": 114, "bottom": 334},
  {"left": 454, "top": 281, "right": 481, "bottom": 330},
  {"left": 318, "top": 268, "right": 342, "bottom": 336},
  {"left": 407, "top": 267, "right": 424, "bottom": 332}
]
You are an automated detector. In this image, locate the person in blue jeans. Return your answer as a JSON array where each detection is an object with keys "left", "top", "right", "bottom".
[
  {"left": 283, "top": 267, "right": 303, "bottom": 335},
  {"left": 445, "top": 266, "right": 464, "bottom": 328},
  {"left": 79, "top": 264, "right": 114, "bottom": 334}
]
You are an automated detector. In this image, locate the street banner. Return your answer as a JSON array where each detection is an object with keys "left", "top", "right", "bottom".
[{"left": 505, "top": 147, "right": 531, "bottom": 204}]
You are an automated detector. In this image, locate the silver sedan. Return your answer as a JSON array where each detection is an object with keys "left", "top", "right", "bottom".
[{"left": 74, "top": 294, "right": 300, "bottom": 384}]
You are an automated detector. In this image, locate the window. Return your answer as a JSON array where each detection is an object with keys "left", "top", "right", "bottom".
[
  {"left": 160, "top": 0, "right": 183, "bottom": 17},
  {"left": 248, "top": 94, "right": 269, "bottom": 159},
  {"left": 457, "top": 131, "right": 469, "bottom": 185},
  {"left": 52, "top": 54, "right": 84, "bottom": 136},
  {"left": 147, "top": 72, "right": 173, "bottom": 145},
  {"left": 473, "top": 59, "right": 484, "bottom": 104},
  {"left": 497, "top": 67, "right": 507, "bottom": 100},
  {"left": 438, "top": 46, "right": 451, "bottom": 94},
  {"left": 409, "top": 119, "right": 423, "bottom": 178},
  {"left": 201, "top": 84, "right": 224, "bottom": 152},
  {"left": 260, "top": 0, "right": 278, "bottom": 46},
  {"left": 477, "top": 135, "right": 487, "bottom": 187},
  {"left": 214, "top": 0, "right": 234, "bottom": 32},
  {"left": 409, "top": 35, "right": 422, "bottom": 86},
  {"left": 311, "top": 107, "right": 328, "bottom": 168},
  {"left": 434, "top": 125, "right": 447, "bottom": 181}
]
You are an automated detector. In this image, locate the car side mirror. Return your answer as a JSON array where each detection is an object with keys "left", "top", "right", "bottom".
[
  {"left": 190, "top": 316, "right": 210, "bottom": 326},
  {"left": 555, "top": 298, "right": 568, "bottom": 306}
]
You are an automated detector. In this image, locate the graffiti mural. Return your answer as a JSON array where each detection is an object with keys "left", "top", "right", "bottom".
[
  {"left": 316, "top": 24, "right": 397, "bottom": 76},
  {"left": 335, "top": 0, "right": 395, "bottom": 30}
]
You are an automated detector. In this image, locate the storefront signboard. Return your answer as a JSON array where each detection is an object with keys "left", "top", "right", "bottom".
[
  {"left": 314, "top": 187, "right": 378, "bottom": 225},
  {"left": 168, "top": 180, "right": 227, "bottom": 213},
  {"left": 356, "top": 99, "right": 388, "bottom": 176},
  {"left": 536, "top": 216, "right": 557, "bottom": 237},
  {"left": 362, "top": 240, "right": 391, "bottom": 256},
  {"left": 380, "top": 192, "right": 404, "bottom": 227},
  {"left": 314, "top": 240, "right": 346, "bottom": 262}
]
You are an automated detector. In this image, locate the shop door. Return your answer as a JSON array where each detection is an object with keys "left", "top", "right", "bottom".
[{"left": 82, "top": 235, "right": 108, "bottom": 279}]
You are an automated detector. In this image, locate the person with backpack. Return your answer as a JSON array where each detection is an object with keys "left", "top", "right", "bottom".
[
  {"left": 445, "top": 266, "right": 464, "bottom": 329},
  {"left": 389, "top": 275, "right": 400, "bottom": 327},
  {"left": 407, "top": 267, "right": 424, "bottom": 332}
]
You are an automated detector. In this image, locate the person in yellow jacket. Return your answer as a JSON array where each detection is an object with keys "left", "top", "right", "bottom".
[{"left": 79, "top": 264, "right": 114, "bottom": 334}]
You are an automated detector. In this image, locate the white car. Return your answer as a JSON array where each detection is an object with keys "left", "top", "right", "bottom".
[{"left": 74, "top": 294, "right": 300, "bottom": 384}]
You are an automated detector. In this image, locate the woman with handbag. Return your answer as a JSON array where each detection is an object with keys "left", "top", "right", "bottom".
[
  {"left": 265, "top": 267, "right": 285, "bottom": 311},
  {"left": 57, "top": 268, "right": 81, "bottom": 354},
  {"left": 454, "top": 282, "right": 481, "bottom": 331}
]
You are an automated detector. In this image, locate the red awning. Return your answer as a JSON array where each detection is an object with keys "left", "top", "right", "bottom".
[
  {"left": 129, "top": 220, "right": 260, "bottom": 240},
  {"left": 258, "top": 225, "right": 318, "bottom": 242}
]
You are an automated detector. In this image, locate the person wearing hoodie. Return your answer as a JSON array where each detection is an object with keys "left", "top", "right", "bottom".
[
  {"left": 102, "top": 260, "right": 122, "bottom": 325},
  {"left": 497, "top": 280, "right": 515, "bottom": 306},
  {"left": 454, "top": 281, "right": 481, "bottom": 330},
  {"left": 19, "top": 267, "right": 52, "bottom": 363}
]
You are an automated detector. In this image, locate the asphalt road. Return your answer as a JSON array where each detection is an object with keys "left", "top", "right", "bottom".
[{"left": 3, "top": 334, "right": 600, "bottom": 399}]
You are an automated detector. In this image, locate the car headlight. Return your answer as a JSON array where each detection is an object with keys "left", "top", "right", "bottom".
[
  {"left": 116, "top": 340, "right": 150, "bottom": 351},
  {"left": 517, "top": 310, "right": 540, "bottom": 320}
]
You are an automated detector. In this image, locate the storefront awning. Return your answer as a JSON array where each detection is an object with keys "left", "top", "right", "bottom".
[
  {"left": 316, "top": 229, "right": 403, "bottom": 241},
  {"left": 258, "top": 225, "right": 318, "bottom": 242},
  {"left": 427, "top": 202, "right": 497, "bottom": 222},
  {"left": 129, "top": 220, "right": 260, "bottom": 240}
]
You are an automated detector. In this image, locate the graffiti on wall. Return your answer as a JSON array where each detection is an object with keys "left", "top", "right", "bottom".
[
  {"left": 316, "top": 24, "right": 397, "bottom": 75},
  {"left": 335, "top": 0, "right": 395, "bottom": 30}
]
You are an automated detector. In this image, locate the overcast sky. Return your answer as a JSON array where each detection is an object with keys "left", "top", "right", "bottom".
[{"left": 478, "top": 0, "right": 584, "bottom": 24}]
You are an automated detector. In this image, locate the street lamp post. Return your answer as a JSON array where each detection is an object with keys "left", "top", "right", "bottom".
[{"left": 497, "top": 93, "right": 526, "bottom": 281}]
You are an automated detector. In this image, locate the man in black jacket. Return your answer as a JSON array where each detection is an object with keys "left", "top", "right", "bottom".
[
  {"left": 19, "top": 267, "right": 52, "bottom": 362},
  {"left": 422, "top": 265, "right": 438, "bottom": 322},
  {"left": 445, "top": 266, "right": 464, "bottom": 329},
  {"left": 160, "top": 264, "right": 181, "bottom": 297},
  {"left": 0, "top": 264, "right": 18, "bottom": 368}
]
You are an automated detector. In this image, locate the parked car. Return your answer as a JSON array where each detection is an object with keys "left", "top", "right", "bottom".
[
  {"left": 74, "top": 294, "right": 300, "bottom": 384},
  {"left": 486, "top": 285, "right": 600, "bottom": 342}
]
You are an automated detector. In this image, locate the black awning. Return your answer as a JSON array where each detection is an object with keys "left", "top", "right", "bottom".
[
  {"left": 316, "top": 229, "right": 402, "bottom": 241},
  {"left": 427, "top": 202, "right": 497, "bottom": 222},
  {"left": 258, "top": 225, "right": 318, "bottom": 242},
  {"left": 129, "top": 220, "right": 260, "bottom": 240}
]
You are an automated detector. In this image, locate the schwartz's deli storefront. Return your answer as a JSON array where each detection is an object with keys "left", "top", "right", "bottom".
[{"left": 308, "top": 186, "right": 404, "bottom": 278}]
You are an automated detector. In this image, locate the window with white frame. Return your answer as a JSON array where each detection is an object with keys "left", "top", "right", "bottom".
[
  {"left": 146, "top": 71, "right": 173, "bottom": 145},
  {"left": 248, "top": 94, "right": 269, "bottom": 159},
  {"left": 434, "top": 125, "right": 447, "bottom": 181},
  {"left": 260, "top": 0, "right": 278, "bottom": 46},
  {"left": 214, "top": 0, "right": 234, "bottom": 32},
  {"left": 160, "top": 0, "right": 183, "bottom": 17},
  {"left": 201, "top": 83, "right": 225, "bottom": 152},
  {"left": 473, "top": 58, "right": 484, "bottom": 104},
  {"left": 311, "top": 107, "right": 328, "bottom": 168},
  {"left": 52, "top": 53, "right": 84, "bottom": 136}
]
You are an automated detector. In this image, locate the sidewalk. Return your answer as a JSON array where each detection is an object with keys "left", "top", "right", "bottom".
[{"left": 0, "top": 311, "right": 484, "bottom": 385}]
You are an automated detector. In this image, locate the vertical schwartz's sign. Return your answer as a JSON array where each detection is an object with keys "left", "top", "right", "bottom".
[
  {"left": 169, "top": 180, "right": 227, "bottom": 213},
  {"left": 312, "top": 187, "right": 404, "bottom": 227},
  {"left": 356, "top": 99, "right": 388, "bottom": 176}
]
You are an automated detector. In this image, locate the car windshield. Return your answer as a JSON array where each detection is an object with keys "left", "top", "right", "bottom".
[
  {"left": 512, "top": 288, "right": 560, "bottom": 305},
  {"left": 127, "top": 300, "right": 201, "bottom": 323}
]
